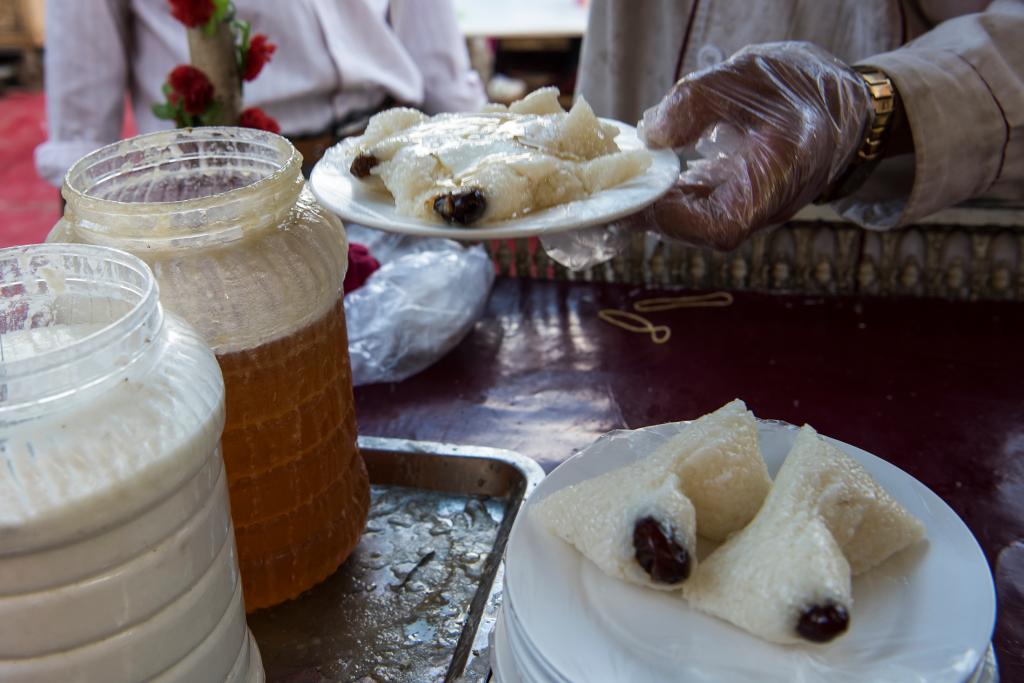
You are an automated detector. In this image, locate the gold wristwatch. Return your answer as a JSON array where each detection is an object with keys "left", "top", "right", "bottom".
[{"left": 816, "top": 66, "right": 896, "bottom": 203}]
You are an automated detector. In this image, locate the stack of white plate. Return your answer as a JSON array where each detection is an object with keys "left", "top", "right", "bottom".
[{"left": 492, "top": 421, "right": 998, "bottom": 682}]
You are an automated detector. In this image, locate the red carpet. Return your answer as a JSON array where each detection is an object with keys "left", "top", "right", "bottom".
[
  {"left": 0, "top": 90, "right": 136, "bottom": 249},
  {"left": 0, "top": 91, "right": 59, "bottom": 248}
]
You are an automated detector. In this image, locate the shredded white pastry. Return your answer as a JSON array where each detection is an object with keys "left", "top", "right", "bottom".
[{"left": 346, "top": 87, "right": 652, "bottom": 226}]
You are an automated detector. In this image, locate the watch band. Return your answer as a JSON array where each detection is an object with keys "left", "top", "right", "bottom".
[
  {"left": 854, "top": 67, "right": 896, "bottom": 163},
  {"left": 816, "top": 66, "right": 896, "bottom": 203}
]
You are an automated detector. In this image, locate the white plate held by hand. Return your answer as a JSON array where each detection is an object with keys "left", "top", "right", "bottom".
[
  {"left": 503, "top": 421, "right": 996, "bottom": 683},
  {"left": 309, "top": 120, "right": 680, "bottom": 241}
]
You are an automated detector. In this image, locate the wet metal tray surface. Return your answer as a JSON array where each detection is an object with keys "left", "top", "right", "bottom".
[{"left": 247, "top": 436, "right": 545, "bottom": 683}]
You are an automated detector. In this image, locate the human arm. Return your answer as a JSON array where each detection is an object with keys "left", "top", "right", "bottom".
[
  {"left": 638, "top": 1, "right": 1024, "bottom": 249},
  {"left": 841, "top": 0, "right": 1024, "bottom": 228},
  {"left": 638, "top": 41, "right": 873, "bottom": 250},
  {"left": 34, "top": 0, "right": 132, "bottom": 188},
  {"left": 388, "top": 0, "right": 486, "bottom": 114}
]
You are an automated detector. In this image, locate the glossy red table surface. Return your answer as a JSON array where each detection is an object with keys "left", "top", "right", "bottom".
[{"left": 354, "top": 277, "right": 1024, "bottom": 679}]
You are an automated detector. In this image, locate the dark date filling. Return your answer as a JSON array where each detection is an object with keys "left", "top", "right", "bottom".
[
  {"left": 432, "top": 189, "right": 487, "bottom": 226},
  {"left": 632, "top": 516, "right": 690, "bottom": 584},
  {"left": 796, "top": 601, "right": 849, "bottom": 642},
  {"left": 350, "top": 153, "right": 379, "bottom": 178}
]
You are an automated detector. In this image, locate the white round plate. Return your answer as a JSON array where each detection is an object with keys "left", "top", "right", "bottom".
[
  {"left": 504, "top": 420, "right": 996, "bottom": 683},
  {"left": 491, "top": 607, "right": 525, "bottom": 683},
  {"left": 309, "top": 120, "right": 680, "bottom": 241}
]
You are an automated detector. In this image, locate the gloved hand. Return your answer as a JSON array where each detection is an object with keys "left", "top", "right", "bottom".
[{"left": 637, "top": 42, "right": 873, "bottom": 251}]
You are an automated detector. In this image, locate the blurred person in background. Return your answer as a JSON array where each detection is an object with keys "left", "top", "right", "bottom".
[
  {"left": 579, "top": 0, "right": 1023, "bottom": 250},
  {"left": 35, "top": 0, "right": 485, "bottom": 187}
]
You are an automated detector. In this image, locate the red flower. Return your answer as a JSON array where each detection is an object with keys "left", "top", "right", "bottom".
[
  {"left": 243, "top": 34, "right": 276, "bottom": 81},
  {"left": 167, "top": 65, "right": 214, "bottom": 115},
  {"left": 168, "top": 0, "right": 214, "bottom": 28},
  {"left": 239, "top": 107, "right": 281, "bottom": 134},
  {"left": 344, "top": 243, "right": 380, "bottom": 294}
]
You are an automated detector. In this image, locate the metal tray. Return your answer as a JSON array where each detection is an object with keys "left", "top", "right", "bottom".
[{"left": 247, "top": 436, "right": 545, "bottom": 683}]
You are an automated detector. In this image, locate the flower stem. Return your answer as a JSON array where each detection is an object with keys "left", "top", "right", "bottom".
[{"left": 186, "top": 21, "right": 241, "bottom": 125}]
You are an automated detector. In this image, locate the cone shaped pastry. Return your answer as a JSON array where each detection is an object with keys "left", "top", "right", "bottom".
[
  {"left": 532, "top": 400, "right": 770, "bottom": 589},
  {"left": 655, "top": 399, "right": 772, "bottom": 542},
  {"left": 684, "top": 426, "right": 925, "bottom": 644},
  {"left": 534, "top": 463, "right": 697, "bottom": 590}
]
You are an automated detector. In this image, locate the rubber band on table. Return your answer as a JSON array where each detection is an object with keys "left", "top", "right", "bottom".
[
  {"left": 598, "top": 292, "right": 734, "bottom": 344},
  {"left": 633, "top": 292, "right": 734, "bottom": 312},
  {"left": 597, "top": 309, "right": 671, "bottom": 344}
]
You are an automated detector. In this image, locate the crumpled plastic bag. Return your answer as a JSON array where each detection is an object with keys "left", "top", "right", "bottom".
[
  {"left": 539, "top": 222, "right": 632, "bottom": 271},
  {"left": 343, "top": 224, "right": 495, "bottom": 385}
]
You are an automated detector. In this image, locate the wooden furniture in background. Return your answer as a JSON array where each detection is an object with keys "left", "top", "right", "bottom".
[{"left": 0, "top": 0, "right": 44, "bottom": 86}]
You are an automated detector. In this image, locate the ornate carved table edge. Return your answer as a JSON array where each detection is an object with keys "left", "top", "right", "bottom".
[{"left": 483, "top": 201, "right": 1024, "bottom": 301}]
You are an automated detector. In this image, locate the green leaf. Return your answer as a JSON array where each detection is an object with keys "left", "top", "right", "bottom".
[
  {"left": 234, "top": 19, "right": 252, "bottom": 71},
  {"left": 199, "top": 0, "right": 232, "bottom": 36},
  {"left": 239, "top": 20, "right": 251, "bottom": 51},
  {"left": 212, "top": 0, "right": 231, "bottom": 23},
  {"left": 152, "top": 102, "right": 175, "bottom": 120},
  {"left": 198, "top": 101, "right": 223, "bottom": 126},
  {"left": 161, "top": 83, "right": 172, "bottom": 96}
]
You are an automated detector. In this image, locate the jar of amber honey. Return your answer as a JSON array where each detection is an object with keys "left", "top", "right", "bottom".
[{"left": 51, "top": 127, "right": 370, "bottom": 611}]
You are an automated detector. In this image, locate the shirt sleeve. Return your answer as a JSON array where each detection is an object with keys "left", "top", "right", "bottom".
[
  {"left": 388, "top": 0, "right": 486, "bottom": 114},
  {"left": 34, "top": 0, "right": 131, "bottom": 188},
  {"left": 836, "top": 0, "right": 1024, "bottom": 229}
]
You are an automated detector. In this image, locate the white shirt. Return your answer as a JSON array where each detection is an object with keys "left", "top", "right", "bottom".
[{"left": 36, "top": 0, "right": 486, "bottom": 187}]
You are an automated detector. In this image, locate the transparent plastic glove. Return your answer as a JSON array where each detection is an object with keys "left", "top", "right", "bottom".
[{"left": 636, "top": 42, "right": 872, "bottom": 251}]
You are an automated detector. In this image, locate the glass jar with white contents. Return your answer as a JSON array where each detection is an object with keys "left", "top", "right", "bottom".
[{"left": 0, "top": 245, "right": 263, "bottom": 681}]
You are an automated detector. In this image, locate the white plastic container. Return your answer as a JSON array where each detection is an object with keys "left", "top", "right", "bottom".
[{"left": 0, "top": 244, "right": 263, "bottom": 682}]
